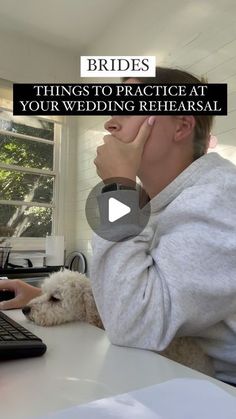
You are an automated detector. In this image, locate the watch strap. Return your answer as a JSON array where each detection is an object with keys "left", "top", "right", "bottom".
[{"left": 101, "top": 182, "right": 136, "bottom": 194}]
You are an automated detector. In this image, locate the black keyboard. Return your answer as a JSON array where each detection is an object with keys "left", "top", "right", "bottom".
[{"left": 0, "top": 311, "right": 47, "bottom": 360}]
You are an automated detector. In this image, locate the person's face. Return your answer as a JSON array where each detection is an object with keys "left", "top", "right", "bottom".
[{"left": 104, "top": 78, "right": 177, "bottom": 178}]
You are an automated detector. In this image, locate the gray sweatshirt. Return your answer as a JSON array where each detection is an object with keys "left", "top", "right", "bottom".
[{"left": 91, "top": 152, "right": 236, "bottom": 383}]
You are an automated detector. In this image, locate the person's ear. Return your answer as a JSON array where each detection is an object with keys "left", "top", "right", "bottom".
[{"left": 173, "top": 116, "right": 195, "bottom": 143}]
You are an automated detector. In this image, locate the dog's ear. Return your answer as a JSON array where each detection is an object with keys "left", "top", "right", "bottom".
[
  {"left": 48, "top": 289, "right": 62, "bottom": 303},
  {"left": 49, "top": 290, "right": 62, "bottom": 302},
  {"left": 83, "top": 288, "right": 104, "bottom": 329}
]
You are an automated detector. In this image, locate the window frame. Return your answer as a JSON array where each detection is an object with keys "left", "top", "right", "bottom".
[{"left": 0, "top": 80, "right": 65, "bottom": 251}]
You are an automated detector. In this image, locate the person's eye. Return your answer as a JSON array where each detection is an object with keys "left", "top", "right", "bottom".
[{"left": 49, "top": 295, "right": 61, "bottom": 303}]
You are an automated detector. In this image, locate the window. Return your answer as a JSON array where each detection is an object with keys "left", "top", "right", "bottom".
[{"left": 0, "top": 79, "right": 64, "bottom": 247}]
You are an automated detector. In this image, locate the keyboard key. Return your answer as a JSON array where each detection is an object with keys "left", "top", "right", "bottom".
[
  {"left": 11, "top": 332, "right": 27, "bottom": 340},
  {"left": 2, "top": 335, "right": 15, "bottom": 341}
]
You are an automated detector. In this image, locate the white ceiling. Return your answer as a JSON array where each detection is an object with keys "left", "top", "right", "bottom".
[{"left": 0, "top": 0, "right": 127, "bottom": 52}]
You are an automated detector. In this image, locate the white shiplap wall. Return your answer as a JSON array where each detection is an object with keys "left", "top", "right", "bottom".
[
  {"left": 75, "top": 116, "right": 106, "bottom": 271},
  {"left": 74, "top": 0, "right": 236, "bottom": 269}
]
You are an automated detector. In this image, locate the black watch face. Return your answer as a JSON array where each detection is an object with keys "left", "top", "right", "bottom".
[
  {"left": 85, "top": 177, "right": 151, "bottom": 242},
  {"left": 102, "top": 183, "right": 118, "bottom": 193}
]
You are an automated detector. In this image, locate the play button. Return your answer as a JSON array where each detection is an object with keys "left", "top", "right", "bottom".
[
  {"left": 108, "top": 198, "right": 131, "bottom": 222},
  {"left": 85, "top": 178, "right": 151, "bottom": 242}
]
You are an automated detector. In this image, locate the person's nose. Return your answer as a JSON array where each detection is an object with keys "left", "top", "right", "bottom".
[
  {"left": 22, "top": 306, "right": 31, "bottom": 315},
  {"left": 104, "top": 118, "right": 121, "bottom": 133}
]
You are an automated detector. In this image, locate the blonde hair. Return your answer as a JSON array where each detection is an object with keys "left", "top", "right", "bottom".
[{"left": 122, "top": 67, "right": 214, "bottom": 161}]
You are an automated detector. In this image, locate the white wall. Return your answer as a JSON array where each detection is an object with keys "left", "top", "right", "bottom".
[
  {"left": 0, "top": 29, "right": 77, "bottom": 83},
  {"left": 0, "top": 28, "right": 78, "bottom": 254},
  {"left": 74, "top": 116, "right": 106, "bottom": 271}
]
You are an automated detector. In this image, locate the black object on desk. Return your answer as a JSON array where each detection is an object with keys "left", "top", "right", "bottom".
[
  {"left": 0, "top": 266, "right": 63, "bottom": 288},
  {"left": 0, "top": 290, "right": 15, "bottom": 302},
  {"left": 0, "top": 266, "right": 63, "bottom": 279},
  {"left": 0, "top": 311, "right": 47, "bottom": 360}
]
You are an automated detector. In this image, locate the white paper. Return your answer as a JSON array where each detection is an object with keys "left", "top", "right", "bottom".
[
  {"left": 34, "top": 378, "right": 236, "bottom": 419},
  {"left": 45, "top": 235, "right": 64, "bottom": 266}
]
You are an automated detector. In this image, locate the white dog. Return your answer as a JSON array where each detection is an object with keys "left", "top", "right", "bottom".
[
  {"left": 22, "top": 269, "right": 214, "bottom": 377},
  {"left": 22, "top": 269, "right": 103, "bottom": 328}
]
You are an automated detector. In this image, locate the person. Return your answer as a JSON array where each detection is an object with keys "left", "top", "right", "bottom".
[
  {"left": 91, "top": 67, "right": 236, "bottom": 386},
  {"left": 0, "top": 279, "right": 42, "bottom": 309}
]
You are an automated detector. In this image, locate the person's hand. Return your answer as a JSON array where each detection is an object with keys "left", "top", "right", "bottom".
[
  {"left": 0, "top": 279, "right": 42, "bottom": 310},
  {"left": 94, "top": 116, "right": 156, "bottom": 182}
]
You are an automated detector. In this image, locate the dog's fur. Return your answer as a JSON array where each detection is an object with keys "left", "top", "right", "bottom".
[
  {"left": 24, "top": 270, "right": 103, "bottom": 329},
  {"left": 23, "top": 269, "right": 214, "bottom": 377}
]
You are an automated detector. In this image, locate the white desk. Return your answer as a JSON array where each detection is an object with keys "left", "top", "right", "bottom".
[{"left": 1, "top": 310, "right": 236, "bottom": 419}]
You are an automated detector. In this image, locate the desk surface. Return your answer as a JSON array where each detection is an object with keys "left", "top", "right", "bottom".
[{"left": 1, "top": 310, "right": 236, "bottom": 419}]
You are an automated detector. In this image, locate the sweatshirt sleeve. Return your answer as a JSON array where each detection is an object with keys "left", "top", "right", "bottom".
[{"left": 90, "top": 185, "right": 236, "bottom": 352}]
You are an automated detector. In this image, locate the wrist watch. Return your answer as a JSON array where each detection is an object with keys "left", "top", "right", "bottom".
[{"left": 101, "top": 182, "right": 136, "bottom": 194}]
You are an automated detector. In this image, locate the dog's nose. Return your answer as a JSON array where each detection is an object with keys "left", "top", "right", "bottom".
[{"left": 22, "top": 306, "right": 31, "bottom": 315}]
